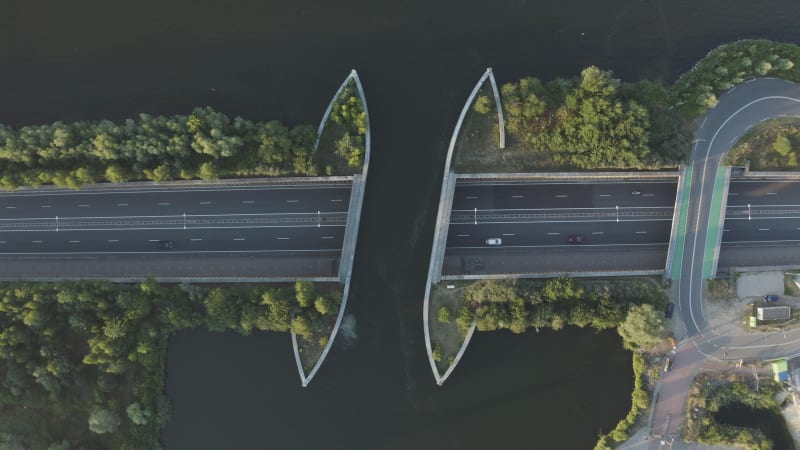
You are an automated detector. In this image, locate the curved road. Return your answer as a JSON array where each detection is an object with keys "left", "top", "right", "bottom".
[{"left": 651, "top": 78, "right": 800, "bottom": 447}]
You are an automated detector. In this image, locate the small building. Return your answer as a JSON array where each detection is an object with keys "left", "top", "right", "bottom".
[
  {"left": 772, "top": 359, "right": 790, "bottom": 382},
  {"left": 757, "top": 305, "right": 791, "bottom": 321}
]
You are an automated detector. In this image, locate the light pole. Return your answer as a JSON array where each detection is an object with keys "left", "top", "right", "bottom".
[
  {"left": 748, "top": 203, "right": 751, "bottom": 221},
  {"left": 474, "top": 207, "right": 477, "bottom": 226},
  {"left": 616, "top": 205, "right": 619, "bottom": 223}
]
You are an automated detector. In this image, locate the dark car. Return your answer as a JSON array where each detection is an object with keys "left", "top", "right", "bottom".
[
  {"left": 567, "top": 234, "right": 584, "bottom": 244},
  {"left": 665, "top": 302, "right": 675, "bottom": 319},
  {"left": 763, "top": 294, "right": 780, "bottom": 302},
  {"left": 157, "top": 240, "right": 174, "bottom": 249}
]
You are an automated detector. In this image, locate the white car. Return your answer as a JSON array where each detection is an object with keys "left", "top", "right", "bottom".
[{"left": 485, "top": 238, "right": 502, "bottom": 246}]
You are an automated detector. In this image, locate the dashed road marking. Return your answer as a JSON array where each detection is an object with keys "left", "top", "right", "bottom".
[
  {"left": 457, "top": 234, "right": 470, "bottom": 237},
  {"left": 32, "top": 240, "right": 42, "bottom": 243},
  {"left": 41, "top": 205, "right": 52, "bottom": 208},
  {"left": 78, "top": 204, "right": 89, "bottom": 207},
  {"left": 635, "top": 231, "right": 648, "bottom": 234},
  {"left": 466, "top": 196, "right": 478, "bottom": 199},
  {"left": 286, "top": 200, "right": 299, "bottom": 203},
  {"left": 158, "top": 202, "right": 170, "bottom": 206},
  {"left": 547, "top": 232, "right": 560, "bottom": 235},
  {"left": 191, "top": 238, "right": 203, "bottom": 241},
  {"left": 276, "top": 237, "right": 289, "bottom": 240},
  {"left": 118, "top": 203, "right": 128, "bottom": 206},
  {"left": 502, "top": 233, "right": 515, "bottom": 236},
  {"left": 599, "top": 194, "right": 612, "bottom": 197},
  {"left": 331, "top": 199, "right": 344, "bottom": 202},
  {"left": 512, "top": 195, "right": 524, "bottom": 198},
  {"left": 591, "top": 231, "right": 604, "bottom": 235},
  {"left": 322, "top": 236, "right": 334, "bottom": 239},
  {"left": 555, "top": 194, "right": 568, "bottom": 198},
  {"left": 5, "top": 206, "right": 15, "bottom": 209},
  {"left": 242, "top": 200, "right": 255, "bottom": 204},
  {"left": 107, "top": 239, "right": 119, "bottom": 243},
  {"left": 200, "top": 201, "right": 212, "bottom": 205},
  {"left": 233, "top": 238, "right": 246, "bottom": 241}
]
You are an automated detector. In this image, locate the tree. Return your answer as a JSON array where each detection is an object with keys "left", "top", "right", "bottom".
[
  {"left": 617, "top": 304, "right": 666, "bottom": 351},
  {"left": 314, "top": 296, "right": 333, "bottom": 316},
  {"left": 88, "top": 406, "right": 121, "bottom": 434},
  {"left": 437, "top": 306, "right": 452, "bottom": 324},
  {"left": 473, "top": 95, "right": 491, "bottom": 114},
  {"left": 126, "top": 402, "right": 151, "bottom": 426},
  {"left": 773, "top": 135, "right": 792, "bottom": 156},
  {"left": 295, "top": 281, "right": 315, "bottom": 308},
  {"left": 291, "top": 314, "right": 313, "bottom": 340},
  {"left": 432, "top": 345, "right": 442, "bottom": 363}
]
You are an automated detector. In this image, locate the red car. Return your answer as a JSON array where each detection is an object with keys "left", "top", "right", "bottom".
[{"left": 567, "top": 235, "right": 584, "bottom": 244}]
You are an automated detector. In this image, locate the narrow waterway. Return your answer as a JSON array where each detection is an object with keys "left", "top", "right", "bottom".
[{"left": 2, "top": 1, "right": 800, "bottom": 448}]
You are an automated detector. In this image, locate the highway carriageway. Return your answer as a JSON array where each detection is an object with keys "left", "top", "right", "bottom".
[
  {"left": 442, "top": 180, "right": 677, "bottom": 275},
  {"left": 0, "top": 183, "right": 350, "bottom": 255},
  {"left": 720, "top": 179, "right": 800, "bottom": 268}
]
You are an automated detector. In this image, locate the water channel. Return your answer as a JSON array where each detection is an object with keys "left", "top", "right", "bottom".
[{"left": 3, "top": 0, "right": 800, "bottom": 448}]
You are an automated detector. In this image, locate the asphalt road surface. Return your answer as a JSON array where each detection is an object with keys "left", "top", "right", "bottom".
[
  {"left": 443, "top": 181, "right": 677, "bottom": 275},
  {"left": 0, "top": 183, "right": 350, "bottom": 254},
  {"left": 722, "top": 179, "right": 800, "bottom": 245}
]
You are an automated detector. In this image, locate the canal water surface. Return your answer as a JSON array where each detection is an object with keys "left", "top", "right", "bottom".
[{"left": 2, "top": 0, "right": 800, "bottom": 448}]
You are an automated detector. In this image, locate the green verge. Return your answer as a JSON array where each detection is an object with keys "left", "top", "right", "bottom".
[
  {"left": 670, "top": 167, "right": 693, "bottom": 280},
  {"left": 702, "top": 167, "right": 727, "bottom": 278}
]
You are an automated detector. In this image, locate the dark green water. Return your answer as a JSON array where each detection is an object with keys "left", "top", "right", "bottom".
[
  {"left": 716, "top": 403, "right": 796, "bottom": 450},
  {"left": 3, "top": 1, "right": 800, "bottom": 448}
]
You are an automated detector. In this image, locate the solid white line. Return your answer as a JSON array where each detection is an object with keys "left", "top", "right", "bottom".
[
  {"left": 233, "top": 238, "right": 245, "bottom": 241},
  {"left": 448, "top": 242, "right": 668, "bottom": 250},
  {"left": 0, "top": 248, "right": 342, "bottom": 256},
  {"left": 0, "top": 224, "right": 346, "bottom": 233},
  {"left": 452, "top": 206, "right": 673, "bottom": 212},
  {"left": 700, "top": 117, "right": 707, "bottom": 128},
  {"left": 450, "top": 219, "right": 673, "bottom": 226},
  {"left": 502, "top": 233, "right": 515, "bottom": 236}
]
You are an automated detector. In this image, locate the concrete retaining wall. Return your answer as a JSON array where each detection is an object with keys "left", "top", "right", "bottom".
[
  {"left": 710, "top": 167, "right": 732, "bottom": 278},
  {"left": 487, "top": 68, "right": 506, "bottom": 149},
  {"left": 441, "top": 270, "right": 664, "bottom": 280},
  {"left": 292, "top": 69, "right": 371, "bottom": 387},
  {"left": 456, "top": 170, "right": 680, "bottom": 181}
]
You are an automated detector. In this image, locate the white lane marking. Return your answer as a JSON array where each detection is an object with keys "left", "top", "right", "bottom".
[
  {"left": 286, "top": 200, "right": 299, "bottom": 203},
  {"left": 233, "top": 238, "right": 246, "bottom": 241},
  {"left": 322, "top": 236, "right": 334, "bottom": 239},
  {"left": 730, "top": 136, "right": 739, "bottom": 145},
  {"left": 635, "top": 231, "right": 648, "bottom": 234},
  {"left": 555, "top": 194, "right": 568, "bottom": 198},
  {"left": 148, "top": 239, "right": 159, "bottom": 242},
  {"left": 158, "top": 202, "right": 170, "bottom": 206},
  {"left": 107, "top": 239, "right": 119, "bottom": 243},
  {"left": 276, "top": 237, "right": 290, "bottom": 240},
  {"left": 456, "top": 234, "right": 470, "bottom": 237},
  {"left": 190, "top": 238, "right": 203, "bottom": 241},
  {"left": 466, "top": 196, "right": 478, "bottom": 199},
  {"left": 729, "top": 192, "right": 739, "bottom": 196},
  {"left": 511, "top": 195, "right": 524, "bottom": 198},
  {"left": 502, "top": 233, "right": 515, "bottom": 236},
  {"left": 745, "top": 124, "right": 754, "bottom": 132},
  {"left": 723, "top": 229, "right": 731, "bottom": 232},
  {"left": 761, "top": 117, "right": 770, "bottom": 122},
  {"left": 591, "top": 231, "right": 604, "bottom": 235},
  {"left": 32, "top": 240, "right": 42, "bottom": 243},
  {"left": 78, "top": 204, "right": 89, "bottom": 207},
  {"left": 41, "top": 205, "right": 52, "bottom": 208},
  {"left": 5, "top": 206, "right": 15, "bottom": 209},
  {"left": 767, "top": 192, "right": 777, "bottom": 195},
  {"left": 643, "top": 193, "right": 654, "bottom": 197},
  {"left": 242, "top": 200, "right": 255, "bottom": 204},
  {"left": 599, "top": 194, "right": 612, "bottom": 197},
  {"left": 547, "top": 232, "right": 560, "bottom": 235},
  {"left": 700, "top": 117, "right": 707, "bottom": 128},
  {"left": 759, "top": 228, "right": 770, "bottom": 231},
  {"left": 68, "top": 240, "right": 80, "bottom": 243},
  {"left": 118, "top": 203, "right": 128, "bottom": 206},
  {"left": 331, "top": 199, "right": 344, "bottom": 202},
  {"left": 0, "top": 185, "right": 352, "bottom": 199},
  {"left": 0, "top": 241, "right": 5, "bottom": 244},
  {"left": 200, "top": 201, "right": 212, "bottom": 205}
]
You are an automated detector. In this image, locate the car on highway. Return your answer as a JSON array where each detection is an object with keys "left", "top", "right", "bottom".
[
  {"left": 157, "top": 240, "right": 175, "bottom": 249},
  {"left": 485, "top": 238, "right": 502, "bottom": 246},
  {"left": 665, "top": 302, "right": 675, "bottom": 319},
  {"left": 567, "top": 234, "right": 584, "bottom": 244},
  {"left": 663, "top": 357, "right": 672, "bottom": 372},
  {"left": 763, "top": 294, "right": 780, "bottom": 302}
]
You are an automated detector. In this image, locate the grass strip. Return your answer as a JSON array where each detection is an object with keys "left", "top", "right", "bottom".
[{"left": 670, "top": 167, "right": 693, "bottom": 280}]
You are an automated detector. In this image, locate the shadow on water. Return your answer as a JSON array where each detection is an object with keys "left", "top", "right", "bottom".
[{"left": 715, "top": 403, "right": 796, "bottom": 450}]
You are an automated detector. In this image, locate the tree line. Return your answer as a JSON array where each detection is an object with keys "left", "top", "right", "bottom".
[
  {"left": 0, "top": 107, "right": 332, "bottom": 190},
  {"left": 0, "top": 279, "right": 339, "bottom": 449}
]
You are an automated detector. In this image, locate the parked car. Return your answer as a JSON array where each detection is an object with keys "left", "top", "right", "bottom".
[
  {"left": 157, "top": 240, "right": 175, "bottom": 249},
  {"left": 567, "top": 234, "right": 584, "bottom": 244},
  {"left": 665, "top": 302, "right": 675, "bottom": 319},
  {"left": 485, "top": 238, "right": 502, "bottom": 246},
  {"left": 763, "top": 294, "right": 780, "bottom": 302},
  {"left": 663, "top": 357, "right": 673, "bottom": 372}
]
